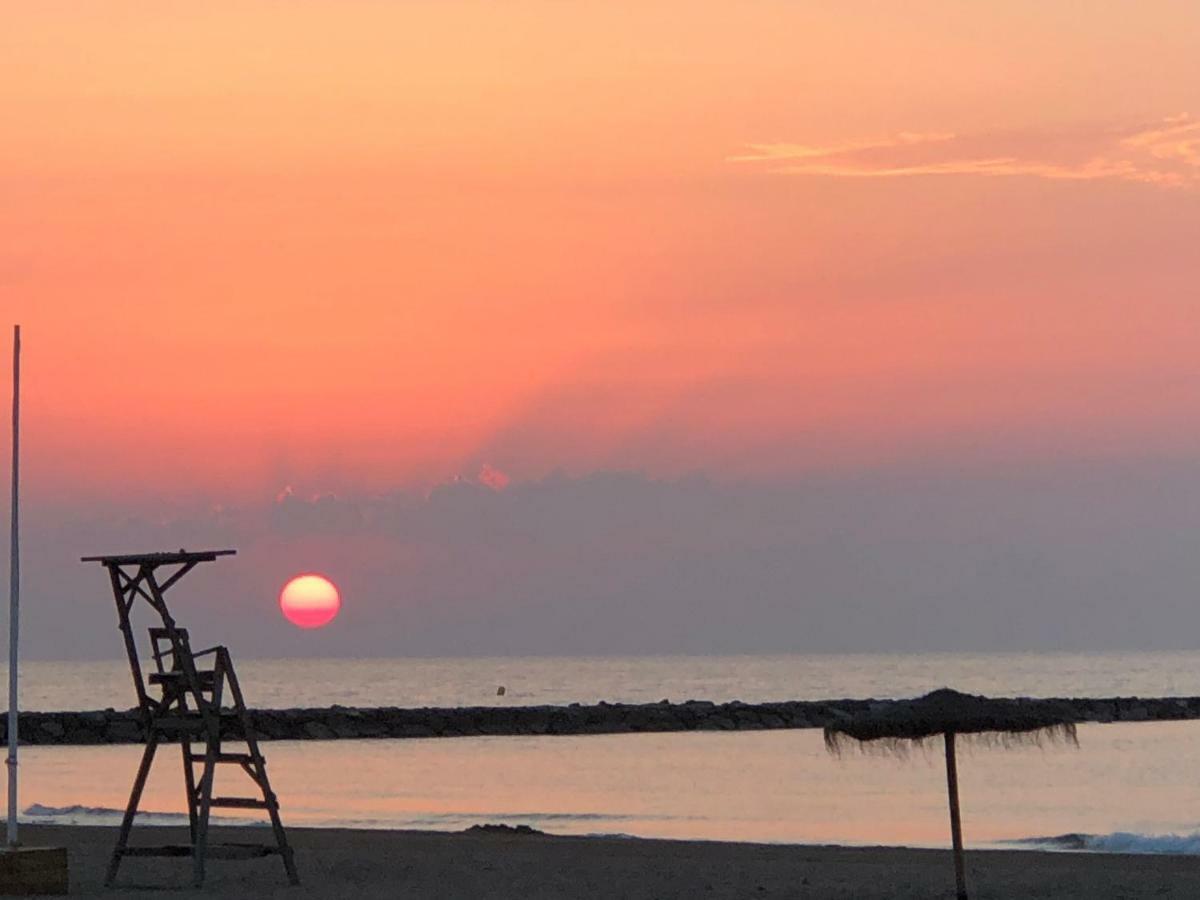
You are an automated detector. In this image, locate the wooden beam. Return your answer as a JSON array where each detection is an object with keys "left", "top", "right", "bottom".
[{"left": 81, "top": 550, "right": 235, "bottom": 565}]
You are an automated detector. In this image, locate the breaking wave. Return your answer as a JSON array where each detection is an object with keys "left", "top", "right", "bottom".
[
  {"left": 1013, "top": 831, "right": 1200, "bottom": 855},
  {"left": 22, "top": 802, "right": 676, "bottom": 833},
  {"left": 24, "top": 803, "right": 257, "bottom": 827}
]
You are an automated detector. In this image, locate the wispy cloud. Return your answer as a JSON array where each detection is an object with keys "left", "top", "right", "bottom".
[
  {"left": 726, "top": 131, "right": 957, "bottom": 163},
  {"left": 731, "top": 115, "right": 1200, "bottom": 188}
]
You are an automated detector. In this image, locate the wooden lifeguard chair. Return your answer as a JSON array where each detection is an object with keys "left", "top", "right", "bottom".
[{"left": 81, "top": 549, "right": 299, "bottom": 887}]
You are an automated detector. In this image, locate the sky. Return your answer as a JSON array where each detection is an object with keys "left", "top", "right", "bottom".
[{"left": 3, "top": 1, "right": 1200, "bottom": 660}]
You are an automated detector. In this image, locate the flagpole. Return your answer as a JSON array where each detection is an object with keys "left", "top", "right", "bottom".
[
  {"left": 0, "top": 320, "right": 67, "bottom": 892},
  {"left": 7, "top": 324, "right": 19, "bottom": 847}
]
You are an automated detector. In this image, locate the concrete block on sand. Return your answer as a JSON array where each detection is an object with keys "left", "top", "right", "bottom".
[{"left": 0, "top": 846, "right": 69, "bottom": 895}]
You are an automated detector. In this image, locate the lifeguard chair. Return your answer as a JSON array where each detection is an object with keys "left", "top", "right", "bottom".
[{"left": 81, "top": 549, "right": 299, "bottom": 887}]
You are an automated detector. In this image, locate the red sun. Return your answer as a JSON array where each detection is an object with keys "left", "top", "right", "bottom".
[{"left": 279, "top": 574, "right": 341, "bottom": 629}]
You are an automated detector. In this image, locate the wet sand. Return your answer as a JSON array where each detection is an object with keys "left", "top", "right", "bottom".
[{"left": 10, "top": 824, "right": 1198, "bottom": 899}]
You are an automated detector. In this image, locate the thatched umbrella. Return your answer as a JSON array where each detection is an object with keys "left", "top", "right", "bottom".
[{"left": 824, "top": 688, "right": 1078, "bottom": 900}]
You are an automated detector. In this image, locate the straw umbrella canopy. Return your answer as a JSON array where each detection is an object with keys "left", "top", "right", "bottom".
[{"left": 824, "top": 688, "right": 1078, "bottom": 900}]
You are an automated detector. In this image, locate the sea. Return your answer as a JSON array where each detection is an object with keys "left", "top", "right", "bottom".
[{"left": 8, "top": 651, "right": 1200, "bottom": 854}]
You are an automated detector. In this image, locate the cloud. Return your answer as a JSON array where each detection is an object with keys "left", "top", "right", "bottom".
[
  {"left": 726, "top": 131, "right": 957, "bottom": 163},
  {"left": 731, "top": 115, "right": 1200, "bottom": 189},
  {"left": 27, "top": 462, "right": 1200, "bottom": 660},
  {"left": 477, "top": 463, "right": 511, "bottom": 491}
]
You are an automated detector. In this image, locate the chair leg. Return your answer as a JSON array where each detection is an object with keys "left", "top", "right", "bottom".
[
  {"left": 181, "top": 738, "right": 198, "bottom": 845},
  {"left": 257, "top": 755, "right": 300, "bottom": 885},
  {"left": 106, "top": 735, "right": 158, "bottom": 887},
  {"left": 226, "top": 652, "right": 300, "bottom": 885},
  {"left": 242, "top": 721, "right": 299, "bottom": 884},
  {"left": 193, "top": 732, "right": 218, "bottom": 887}
]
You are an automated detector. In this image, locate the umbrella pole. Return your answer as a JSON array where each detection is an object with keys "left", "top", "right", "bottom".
[{"left": 944, "top": 730, "right": 967, "bottom": 900}]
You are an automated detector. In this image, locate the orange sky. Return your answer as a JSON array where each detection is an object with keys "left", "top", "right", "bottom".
[{"left": 4, "top": 1, "right": 1200, "bottom": 502}]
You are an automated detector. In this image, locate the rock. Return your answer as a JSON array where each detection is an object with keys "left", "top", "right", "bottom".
[
  {"left": 328, "top": 718, "right": 362, "bottom": 739},
  {"left": 351, "top": 716, "right": 390, "bottom": 738},
  {"left": 303, "top": 720, "right": 336, "bottom": 739},
  {"left": 1120, "top": 705, "right": 1150, "bottom": 722},
  {"left": 10, "top": 694, "right": 1200, "bottom": 746},
  {"left": 732, "top": 709, "right": 763, "bottom": 725},
  {"left": 465, "top": 823, "right": 543, "bottom": 836},
  {"left": 107, "top": 720, "right": 143, "bottom": 742}
]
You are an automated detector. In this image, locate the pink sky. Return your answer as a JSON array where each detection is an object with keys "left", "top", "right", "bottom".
[
  {"left": 4, "top": 1, "right": 1198, "bottom": 503},
  {"left": 4, "top": 3, "right": 1200, "bottom": 658}
]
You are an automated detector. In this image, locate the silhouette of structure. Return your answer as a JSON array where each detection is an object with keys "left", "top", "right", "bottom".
[
  {"left": 825, "top": 688, "right": 1077, "bottom": 900},
  {"left": 81, "top": 549, "right": 298, "bottom": 887}
]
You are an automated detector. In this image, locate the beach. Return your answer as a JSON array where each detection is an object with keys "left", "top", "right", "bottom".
[{"left": 12, "top": 824, "right": 1197, "bottom": 899}]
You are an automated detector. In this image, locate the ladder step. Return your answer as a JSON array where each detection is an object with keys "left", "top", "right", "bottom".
[
  {"left": 187, "top": 752, "right": 259, "bottom": 765},
  {"left": 208, "top": 796, "right": 271, "bottom": 809},
  {"left": 152, "top": 717, "right": 208, "bottom": 734},
  {"left": 151, "top": 712, "right": 244, "bottom": 733},
  {"left": 148, "top": 670, "right": 217, "bottom": 687}
]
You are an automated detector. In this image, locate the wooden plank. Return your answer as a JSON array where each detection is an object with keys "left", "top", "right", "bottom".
[
  {"left": 105, "top": 736, "right": 159, "bottom": 887},
  {"left": 149, "top": 718, "right": 208, "bottom": 734},
  {"left": 208, "top": 797, "right": 269, "bottom": 809},
  {"left": 81, "top": 549, "right": 236, "bottom": 565},
  {"left": 187, "top": 752, "right": 255, "bottom": 765},
  {"left": 158, "top": 560, "right": 200, "bottom": 593}
]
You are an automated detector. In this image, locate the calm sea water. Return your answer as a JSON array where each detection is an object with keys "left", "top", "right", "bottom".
[
  {"left": 12, "top": 650, "right": 1200, "bottom": 711},
  {"left": 9, "top": 652, "right": 1200, "bottom": 853}
]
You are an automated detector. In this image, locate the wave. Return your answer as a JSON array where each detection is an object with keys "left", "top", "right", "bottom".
[
  {"left": 356, "top": 810, "right": 684, "bottom": 830},
  {"left": 1012, "top": 831, "right": 1200, "bottom": 855},
  {"left": 454, "top": 811, "right": 662, "bottom": 823},
  {"left": 24, "top": 803, "right": 258, "bottom": 827},
  {"left": 21, "top": 802, "right": 678, "bottom": 833}
]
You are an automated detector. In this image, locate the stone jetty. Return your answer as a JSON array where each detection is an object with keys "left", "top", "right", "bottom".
[{"left": 3, "top": 696, "right": 1200, "bottom": 745}]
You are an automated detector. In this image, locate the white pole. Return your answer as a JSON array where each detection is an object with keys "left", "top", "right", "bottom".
[{"left": 7, "top": 324, "right": 19, "bottom": 847}]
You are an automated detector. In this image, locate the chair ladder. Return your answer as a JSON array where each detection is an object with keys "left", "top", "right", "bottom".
[{"left": 105, "top": 636, "right": 299, "bottom": 887}]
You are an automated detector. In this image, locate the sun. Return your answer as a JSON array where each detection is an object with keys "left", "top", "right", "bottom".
[{"left": 279, "top": 574, "right": 341, "bottom": 629}]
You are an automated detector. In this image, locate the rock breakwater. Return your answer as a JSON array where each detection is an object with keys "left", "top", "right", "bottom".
[{"left": 3, "top": 696, "right": 1199, "bottom": 745}]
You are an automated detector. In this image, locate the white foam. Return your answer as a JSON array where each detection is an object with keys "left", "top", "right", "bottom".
[
  {"left": 1015, "top": 831, "right": 1200, "bottom": 855},
  {"left": 23, "top": 803, "right": 257, "bottom": 827}
]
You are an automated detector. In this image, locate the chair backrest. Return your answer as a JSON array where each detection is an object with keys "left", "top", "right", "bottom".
[
  {"left": 146, "top": 626, "right": 223, "bottom": 715},
  {"left": 146, "top": 626, "right": 213, "bottom": 715},
  {"left": 149, "top": 626, "right": 193, "bottom": 677}
]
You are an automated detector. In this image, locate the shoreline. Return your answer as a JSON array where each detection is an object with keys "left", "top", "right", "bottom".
[
  {"left": 11, "top": 813, "right": 1120, "bottom": 854},
  {"left": 14, "top": 814, "right": 1173, "bottom": 858},
  {"left": 13, "top": 823, "right": 1198, "bottom": 898}
]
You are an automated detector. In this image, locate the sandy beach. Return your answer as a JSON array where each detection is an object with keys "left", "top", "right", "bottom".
[{"left": 8, "top": 824, "right": 1195, "bottom": 899}]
